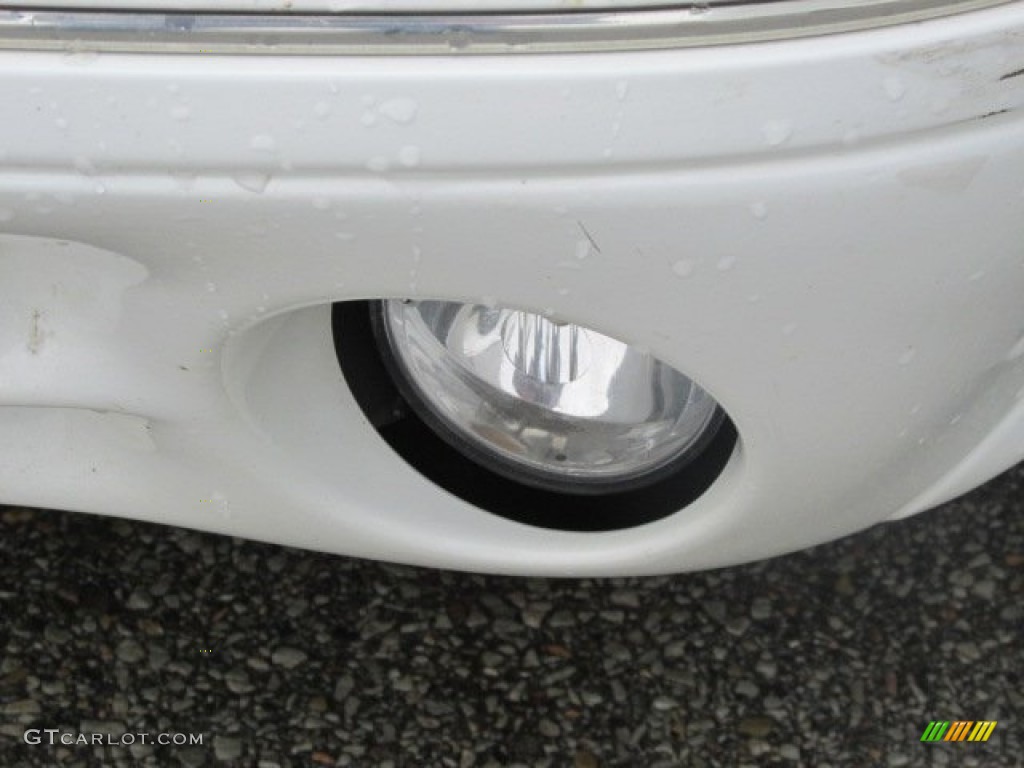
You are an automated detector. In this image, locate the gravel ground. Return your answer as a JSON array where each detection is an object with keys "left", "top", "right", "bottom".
[{"left": 0, "top": 465, "right": 1021, "bottom": 767}]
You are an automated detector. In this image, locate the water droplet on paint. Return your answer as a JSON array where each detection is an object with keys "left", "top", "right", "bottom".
[
  {"left": 762, "top": 120, "right": 792, "bottom": 147},
  {"left": 378, "top": 98, "right": 418, "bottom": 125},
  {"left": 883, "top": 75, "right": 906, "bottom": 102},
  {"left": 170, "top": 172, "right": 197, "bottom": 191},
  {"left": 749, "top": 201, "right": 768, "bottom": 220},
  {"left": 212, "top": 491, "right": 231, "bottom": 519},
  {"left": 672, "top": 259, "right": 695, "bottom": 278},
  {"left": 398, "top": 145, "right": 421, "bottom": 168},
  {"left": 1006, "top": 334, "right": 1024, "bottom": 361},
  {"left": 249, "top": 134, "right": 277, "bottom": 152},
  {"left": 73, "top": 156, "right": 97, "bottom": 175},
  {"left": 232, "top": 173, "right": 271, "bottom": 193}
]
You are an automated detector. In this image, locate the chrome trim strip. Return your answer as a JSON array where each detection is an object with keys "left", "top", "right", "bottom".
[{"left": 0, "top": 1, "right": 1014, "bottom": 55}]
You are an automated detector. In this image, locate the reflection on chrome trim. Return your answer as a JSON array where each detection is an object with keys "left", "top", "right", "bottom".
[{"left": 0, "top": 1, "right": 1012, "bottom": 55}]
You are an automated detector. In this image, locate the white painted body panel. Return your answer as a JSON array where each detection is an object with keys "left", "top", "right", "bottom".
[
  {"left": 5, "top": 0, "right": 677, "bottom": 9},
  {"left": 6, "top": 0, "right": 1008, "bottom": 16},
  {"left": 1, "top": 4, "right": 1023, "bottom": 574}
]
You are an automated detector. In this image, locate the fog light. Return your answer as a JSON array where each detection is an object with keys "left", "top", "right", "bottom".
[{"left": 376, "top": 300, "right": 722, "bottom": 494}]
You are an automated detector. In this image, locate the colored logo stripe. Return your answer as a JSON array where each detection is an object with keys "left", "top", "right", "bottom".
[
  {"left": 921, "top": 721, "right": 997, "bottom": 742},
  {"left": 944, "top": 721, "right": 972, "bottom": 741},
  {"left": 969, "top": 722, "right": 998, "bottom": 742}
]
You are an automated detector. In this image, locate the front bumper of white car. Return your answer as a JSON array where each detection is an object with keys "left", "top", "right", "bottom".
[{"left": 1, "top": 2, "right": 1023, "bottom": 575}]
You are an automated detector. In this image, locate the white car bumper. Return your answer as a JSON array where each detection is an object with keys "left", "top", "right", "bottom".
[{"left": 1, "top": 2, "right": 1023, "bottom": 574}]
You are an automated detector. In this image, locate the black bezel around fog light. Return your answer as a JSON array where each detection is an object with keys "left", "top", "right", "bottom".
[{"left": 332, "top": 300, "right": 737, "bottom": 532}]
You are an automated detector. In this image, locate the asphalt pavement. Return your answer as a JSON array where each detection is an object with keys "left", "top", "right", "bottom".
[{"left": 1, "top": 463, "right": 1021, "bottom": 767}]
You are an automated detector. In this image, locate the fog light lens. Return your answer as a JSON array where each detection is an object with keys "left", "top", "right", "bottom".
[{"left": 377, "top": 300, "right": 722, "bottom": 493}]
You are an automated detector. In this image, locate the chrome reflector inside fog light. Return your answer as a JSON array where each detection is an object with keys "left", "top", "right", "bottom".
[{"left": 376, "top": 300, "right": 723, "bottom": 493}]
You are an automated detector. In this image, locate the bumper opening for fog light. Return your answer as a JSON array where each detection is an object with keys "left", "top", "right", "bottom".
[{"left": 333, "top": 300, "right": 736, "bottom": 531}]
